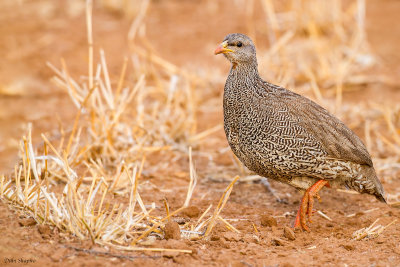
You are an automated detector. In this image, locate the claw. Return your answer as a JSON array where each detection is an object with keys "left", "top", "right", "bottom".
[{"left": 293, "top": 180, "right": 329, "bottom": 231}]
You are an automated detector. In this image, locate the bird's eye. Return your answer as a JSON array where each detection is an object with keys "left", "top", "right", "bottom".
[{"left": 237, "top": 42, "right": 243, "bottom": 47}]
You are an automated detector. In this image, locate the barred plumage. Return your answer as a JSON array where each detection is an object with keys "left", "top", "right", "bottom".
[{"left": 215, "top": 33, "right": 386, "bottom": 230}]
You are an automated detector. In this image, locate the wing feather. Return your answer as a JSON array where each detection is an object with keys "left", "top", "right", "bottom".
[{"left": 272, "top": 88, "right": 373, "bottom": 167}]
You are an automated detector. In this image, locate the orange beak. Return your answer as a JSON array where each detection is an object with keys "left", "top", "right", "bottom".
[{"left": 214, "top": 41, "right": 233, "bottom": 55}]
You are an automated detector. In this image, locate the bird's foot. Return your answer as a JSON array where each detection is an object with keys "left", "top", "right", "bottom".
[{"left": 293, "top": 180, "right": 329, "bottom": 231}]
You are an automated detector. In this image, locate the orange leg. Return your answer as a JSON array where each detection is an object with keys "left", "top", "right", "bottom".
[{"left": 293, "top": 180, "right": 329, "bottom": 231}]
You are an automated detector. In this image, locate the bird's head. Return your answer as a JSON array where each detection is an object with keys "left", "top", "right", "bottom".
[{"left": 214, "top": 33, "right": 257, "bottom": 65}]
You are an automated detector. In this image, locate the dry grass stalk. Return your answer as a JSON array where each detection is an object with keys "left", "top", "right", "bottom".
[
  {"left": 317, "top": 210, "right": 332, "bottom": 221},
  {"left": 255, "top": 0, "right": 377, "bottom": 96},
  {"left": 352, "top": 218, "right": 397, "bottom": 240},
  {"left": 127, "top": 0, "right": 150, "bottom": 41},
  {"left": 1, "top": 0, "right": 399, "bottom": 254},
  {"left": 204, "top": 176, "right": 240, "bottom": 236},
  {"left": 217, "top": 215, "right": 241, "bottom": 233},
  {"left": 0, "top": 0, "right": 235, "bottom": 253},
  {"left": 183, "top": 147, "right": 198, "bottom": 207},
  {"left": 346, "top": 207, "right": 379, "bottom": 218},
  {"left": 99, "top": 242, "right": 192, "bottom": 254}
]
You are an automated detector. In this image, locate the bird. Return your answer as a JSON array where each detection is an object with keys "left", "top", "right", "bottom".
[{"left": 214, "top": 33, "right": 386, "bottom": 231}]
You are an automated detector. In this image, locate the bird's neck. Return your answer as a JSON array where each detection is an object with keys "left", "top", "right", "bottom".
[
  {"left": 228, "top": 61, "right": 259, "bottom": 80},
  {"left": 226, "top": 61, "right": 260, "bottom": 93},
  {"left": 223, "top": 61, "right": 261, "bottom": 105}
]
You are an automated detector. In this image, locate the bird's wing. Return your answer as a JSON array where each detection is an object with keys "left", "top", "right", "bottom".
[{"left": 273, "top": 88, "right": 373, "bottom": 167}]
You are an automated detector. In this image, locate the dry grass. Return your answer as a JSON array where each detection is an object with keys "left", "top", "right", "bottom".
[
  {"left": 0, "top": 0, "right": 238, "bottom": 253},
  {"left": 1, "top": 0, "right": 399, "bottom": 253},
  {"left": 352, "top": 218, "right": 397, "bottom": 240}
]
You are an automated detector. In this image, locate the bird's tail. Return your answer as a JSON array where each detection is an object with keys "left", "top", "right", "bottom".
[
  {"left": 362, "top": 165, "right": 386, "bottom": 203},
  {"left": 374, "top": 192, "right": 387, "bottom": 203}
]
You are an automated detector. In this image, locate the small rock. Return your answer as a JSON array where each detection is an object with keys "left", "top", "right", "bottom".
[
  {"left": 271, "top": 237, "right": 286, "bottom": 246},
  {"left": 354, "top": 212, "right": 364, "bottom": 218},
  {"left": 340, "top": 244, "right": 355, "bottom": 251},
  {"left": 181, "top": 206, "right": 200, "bottom": 218},
  {"left": 325, "top": 222, "right": 334, "bottom": 227},
  {"left": 384, "top": 211, "right": 394, "bottom": 217},
  {"left": 217, "top": 239, "right": 231, "bottom": 249},
  {"left": 18, "top": 218, "right": 37, "bottom": 227},
  {"left": 223, "top": 232, "right": 240, "bottom": 242},
  {"left": 189, "top": 235, "right": 201, "bottom": 241},
  {"left": 210, "top": 235, "right": 220, "bottom": 241},
  {"left": 243, "top": 234, "right": 259, "bottom": 244},
  {"left": 163, "top": 251, "right": 180, "bottom": 258},
  {"left": 260, "top": 215, "right": 277, "bottom": 227},
  {"left": 283, "top": 227, "right": 295, "bottom": 241},
  {"left": 164, "top": 221, "right": 181, "bottom": 240},
  {"left": 38, "top": 224, "right": 52, "bottom": 239}
]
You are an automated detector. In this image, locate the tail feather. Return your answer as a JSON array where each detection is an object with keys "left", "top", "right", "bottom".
[
  {"left": 362, "top": 165, "right": 386, "bottom": 203},
  {"left": 374, "top": 192, "right": 387, "bottom": 203}
]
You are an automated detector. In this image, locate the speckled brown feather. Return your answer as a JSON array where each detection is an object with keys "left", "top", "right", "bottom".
[
  {"left": 218, "top": 33, "right": 386, "bottom": 202},
  {"left": 284, "top": 94, "right": 373, "bottom": 167}
]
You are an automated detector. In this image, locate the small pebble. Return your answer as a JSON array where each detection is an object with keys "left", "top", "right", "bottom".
[
  {"left": 163, "top": 251, "right": 179, "bottom": 258},
  {"left": 164, "top": 221, "right": 181, "bottom": 240},
  {"left": 341, "top": 244, "right": 355, "bottom": 251},
  {"left": 18, "top": 218, "right": 37, "bottom": 227},
  {"left": 260, "top": 215, "right": 277, "bottom": 227},
  {"left": 181, "top": 206, "right": 200, "bottom": 218},
  {"left": 210, "top": 235, "right": 220, "bottom": 241},
  {"left": 283, "top": 226, "right": 296, "bottom": 241},
  {"left": 38, "top": 224, "right": 52, "bottom": 239},
  {"left": 271, "top": 237, "right": 286, "bottom": 246}
]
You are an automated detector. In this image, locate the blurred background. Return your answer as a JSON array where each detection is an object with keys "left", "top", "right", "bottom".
[
  {"left": 0, "top": 0, "right": 400, "bottom": 265},
  {"left": 1, "top": 0, "right": 399, "bottom": 167},
  {"left": 1, "top": 0, "right": 400, "bottom": 194}
]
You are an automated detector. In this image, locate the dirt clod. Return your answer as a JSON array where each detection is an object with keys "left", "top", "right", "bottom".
[
  {"left": 18, "top": 217, "right": 37, "bottom": 227},
  {"left": 283, "top": 226, "right": 296, "bottom": 241},
  {"left": 164, "top": 221, "right": 181, "bottom": 240},
  {"left": 341, "top": 244, "right": 355, "bottom": 251},
  {"left": 243, "top": 233, "right": 259, "bottom": 244},
  {"left": 38, "top": 224, "right": 52, "bottom": 239},
  {"left": 163, "top": 251, "right": 180, "bottom": 258},
  {"left": 210, "top": 235, "right": 220, "bottom": 241},
  {"left": 355, "top": 212, "right": 364, "bottom": 218},
  {"left": 271, "top": 237, "right": 286, "bottom": 246},
  {"left": 181, "top": 206, "right": 200, "bottom": 218},
  {"left": 260, "top": 215, "right": 277, "bottom": 227},
  {"left": 223, "top": 232, "right": 241, "bottom": 242}
]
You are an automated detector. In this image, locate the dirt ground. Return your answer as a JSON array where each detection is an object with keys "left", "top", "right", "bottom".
[{"left": 1, "top": 0, "right": 400, "bottom": 266}]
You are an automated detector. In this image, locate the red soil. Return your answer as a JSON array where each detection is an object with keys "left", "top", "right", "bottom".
[{"left": 1, "top": 1, "right": 400, "bottom": 266}]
